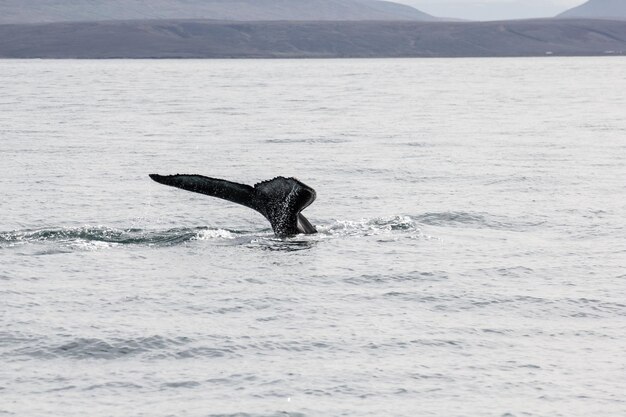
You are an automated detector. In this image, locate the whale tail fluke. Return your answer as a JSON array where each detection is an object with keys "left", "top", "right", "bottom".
[
  {"left": 149, "top": 174, "right": 316, "bottom": 237},
  {"left": 253, "top": 177, "right": 317, "bottom": 236},
  {"left": 149, "top": 174, "right": 258, "bottom": 211}
]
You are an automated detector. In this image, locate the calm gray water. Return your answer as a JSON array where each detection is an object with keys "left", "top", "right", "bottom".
[{"left": 1, "top": 58, "right": 625, "bottom": 417}]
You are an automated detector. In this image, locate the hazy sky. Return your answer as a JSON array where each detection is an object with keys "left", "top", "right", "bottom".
[{"left": 397, "top": 0, "right": 587, "bottom": 20}]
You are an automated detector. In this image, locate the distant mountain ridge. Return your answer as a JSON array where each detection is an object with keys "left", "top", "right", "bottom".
[
  {"left": 558, "top": 0, "right": 626, "bottom": 19},
  {"left": 1, "top": 19, "right": 624, "bottom": 58},
  {"left": 0, "top": 0, "right": 438, "bottom": 24}
]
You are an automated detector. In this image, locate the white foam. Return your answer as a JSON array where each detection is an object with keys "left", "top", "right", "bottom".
[{"left": 194, "top": 229, "right": 236, "bottom": 240}]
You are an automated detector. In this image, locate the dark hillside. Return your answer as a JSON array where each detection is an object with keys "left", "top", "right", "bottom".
[{"left": 0, "top": 19, "right": 625, "bottom": 58}]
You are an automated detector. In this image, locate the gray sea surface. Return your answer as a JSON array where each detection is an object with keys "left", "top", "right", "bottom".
[{"left": 1, "top": 58, "right": 625, "bottom": 417}]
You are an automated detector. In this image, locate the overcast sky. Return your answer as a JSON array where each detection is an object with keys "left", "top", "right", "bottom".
[{"left": 397, "top": 0, "right": 586, "bottom": 21}]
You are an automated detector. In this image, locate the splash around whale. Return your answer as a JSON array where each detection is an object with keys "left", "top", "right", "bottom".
[{"left": 149, "top": 174, "right": 317, "bottom": 237}]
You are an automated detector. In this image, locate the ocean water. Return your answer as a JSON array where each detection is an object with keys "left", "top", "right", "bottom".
[{"left": 0, "top": 58, "right": 625, "bottom": 417}]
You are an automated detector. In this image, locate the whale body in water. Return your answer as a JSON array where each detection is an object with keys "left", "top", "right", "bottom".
[{"left": 149, "top": 174, "right": 317, "bottom": 237}]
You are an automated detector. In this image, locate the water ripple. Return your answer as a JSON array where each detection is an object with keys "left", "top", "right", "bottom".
[
  {"left": 206, "top": 414, "right": 305, "bottom": 417},
  {"left": 12, "top": 335, "right": 193, "bottom": 360},
  {"left": 414, "top": 211, "right": 544, "bottom": 231},
  {"left": 0, "top": 226, "right": 241, "bottom": 250},
  {"left": 0, "top": 216, "right": 430, "bottom": 252},
  {"left": 7, "top": 335, "right": 339, "bottom": 360}
]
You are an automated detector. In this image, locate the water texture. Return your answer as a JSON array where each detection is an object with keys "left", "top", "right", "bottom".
[{"left": 1, "top": 58, "right": 625, "bottom": 417}]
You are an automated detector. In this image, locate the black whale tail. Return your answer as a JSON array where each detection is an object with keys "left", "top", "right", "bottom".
[
  {"left": 149, "top": 174, "right": 316, "bottom": 237},
  {"left": 254, "top": 177, "right": 317, "bottom": 236}
]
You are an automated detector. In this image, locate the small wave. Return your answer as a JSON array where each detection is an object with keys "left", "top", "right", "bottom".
[
  {"left": 0, "top": 225, "right": 239, "bottom": 250},
  {"left": 402, "top": 142, "right": 436, "bottom": 147},
  {"left": 265, "top": 137, "right": 349, "bottom": 144},
  {"left": 161, "top": 381, "right": 201, "bottom": 389},
  {"left": 246, "top": 237, "right": 318, "bottom": 252},
  {"left": 380, "top": 293, "right": 626, "bottom": 319},
  {"left": 13, "top": 335, "right": 195, "bottom": 360},
  {"left": 206, "top": 414, "right": 305, "bottom": 417},
  {"left": 343, "top": 270, "right": 448, "bottom": 285},
  {"left": 316, "top": 210, "right": 534, "bottom": 234},
  {"left": 0, "top": 331, "right": 40, "bottom": 348},
  {"left": 365, "top": 338, "right": 462, "bottom": 350},
  {"left": 11, "top": 335, "right": 336, "bottom": 361},
  {"left": 414, "top": 211, "right": 540, "bottom": 231},
  {"left": 321, "top": 216, "right": 424, "bottom": 238},
  {"left": 484, "top": 176, "right": 532, "bottom": 186},
  {"left": 83, "top": 382, "right": 143, "bottom": 391},
  {"left": 416, "top": 211, "right": 498, "bottom": 228},
  {"left": 478, "top": 266, "right": 535, "bottom": 278},
  {"left": 195, "top": 229, "right": 237, "bottom": 240}
]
